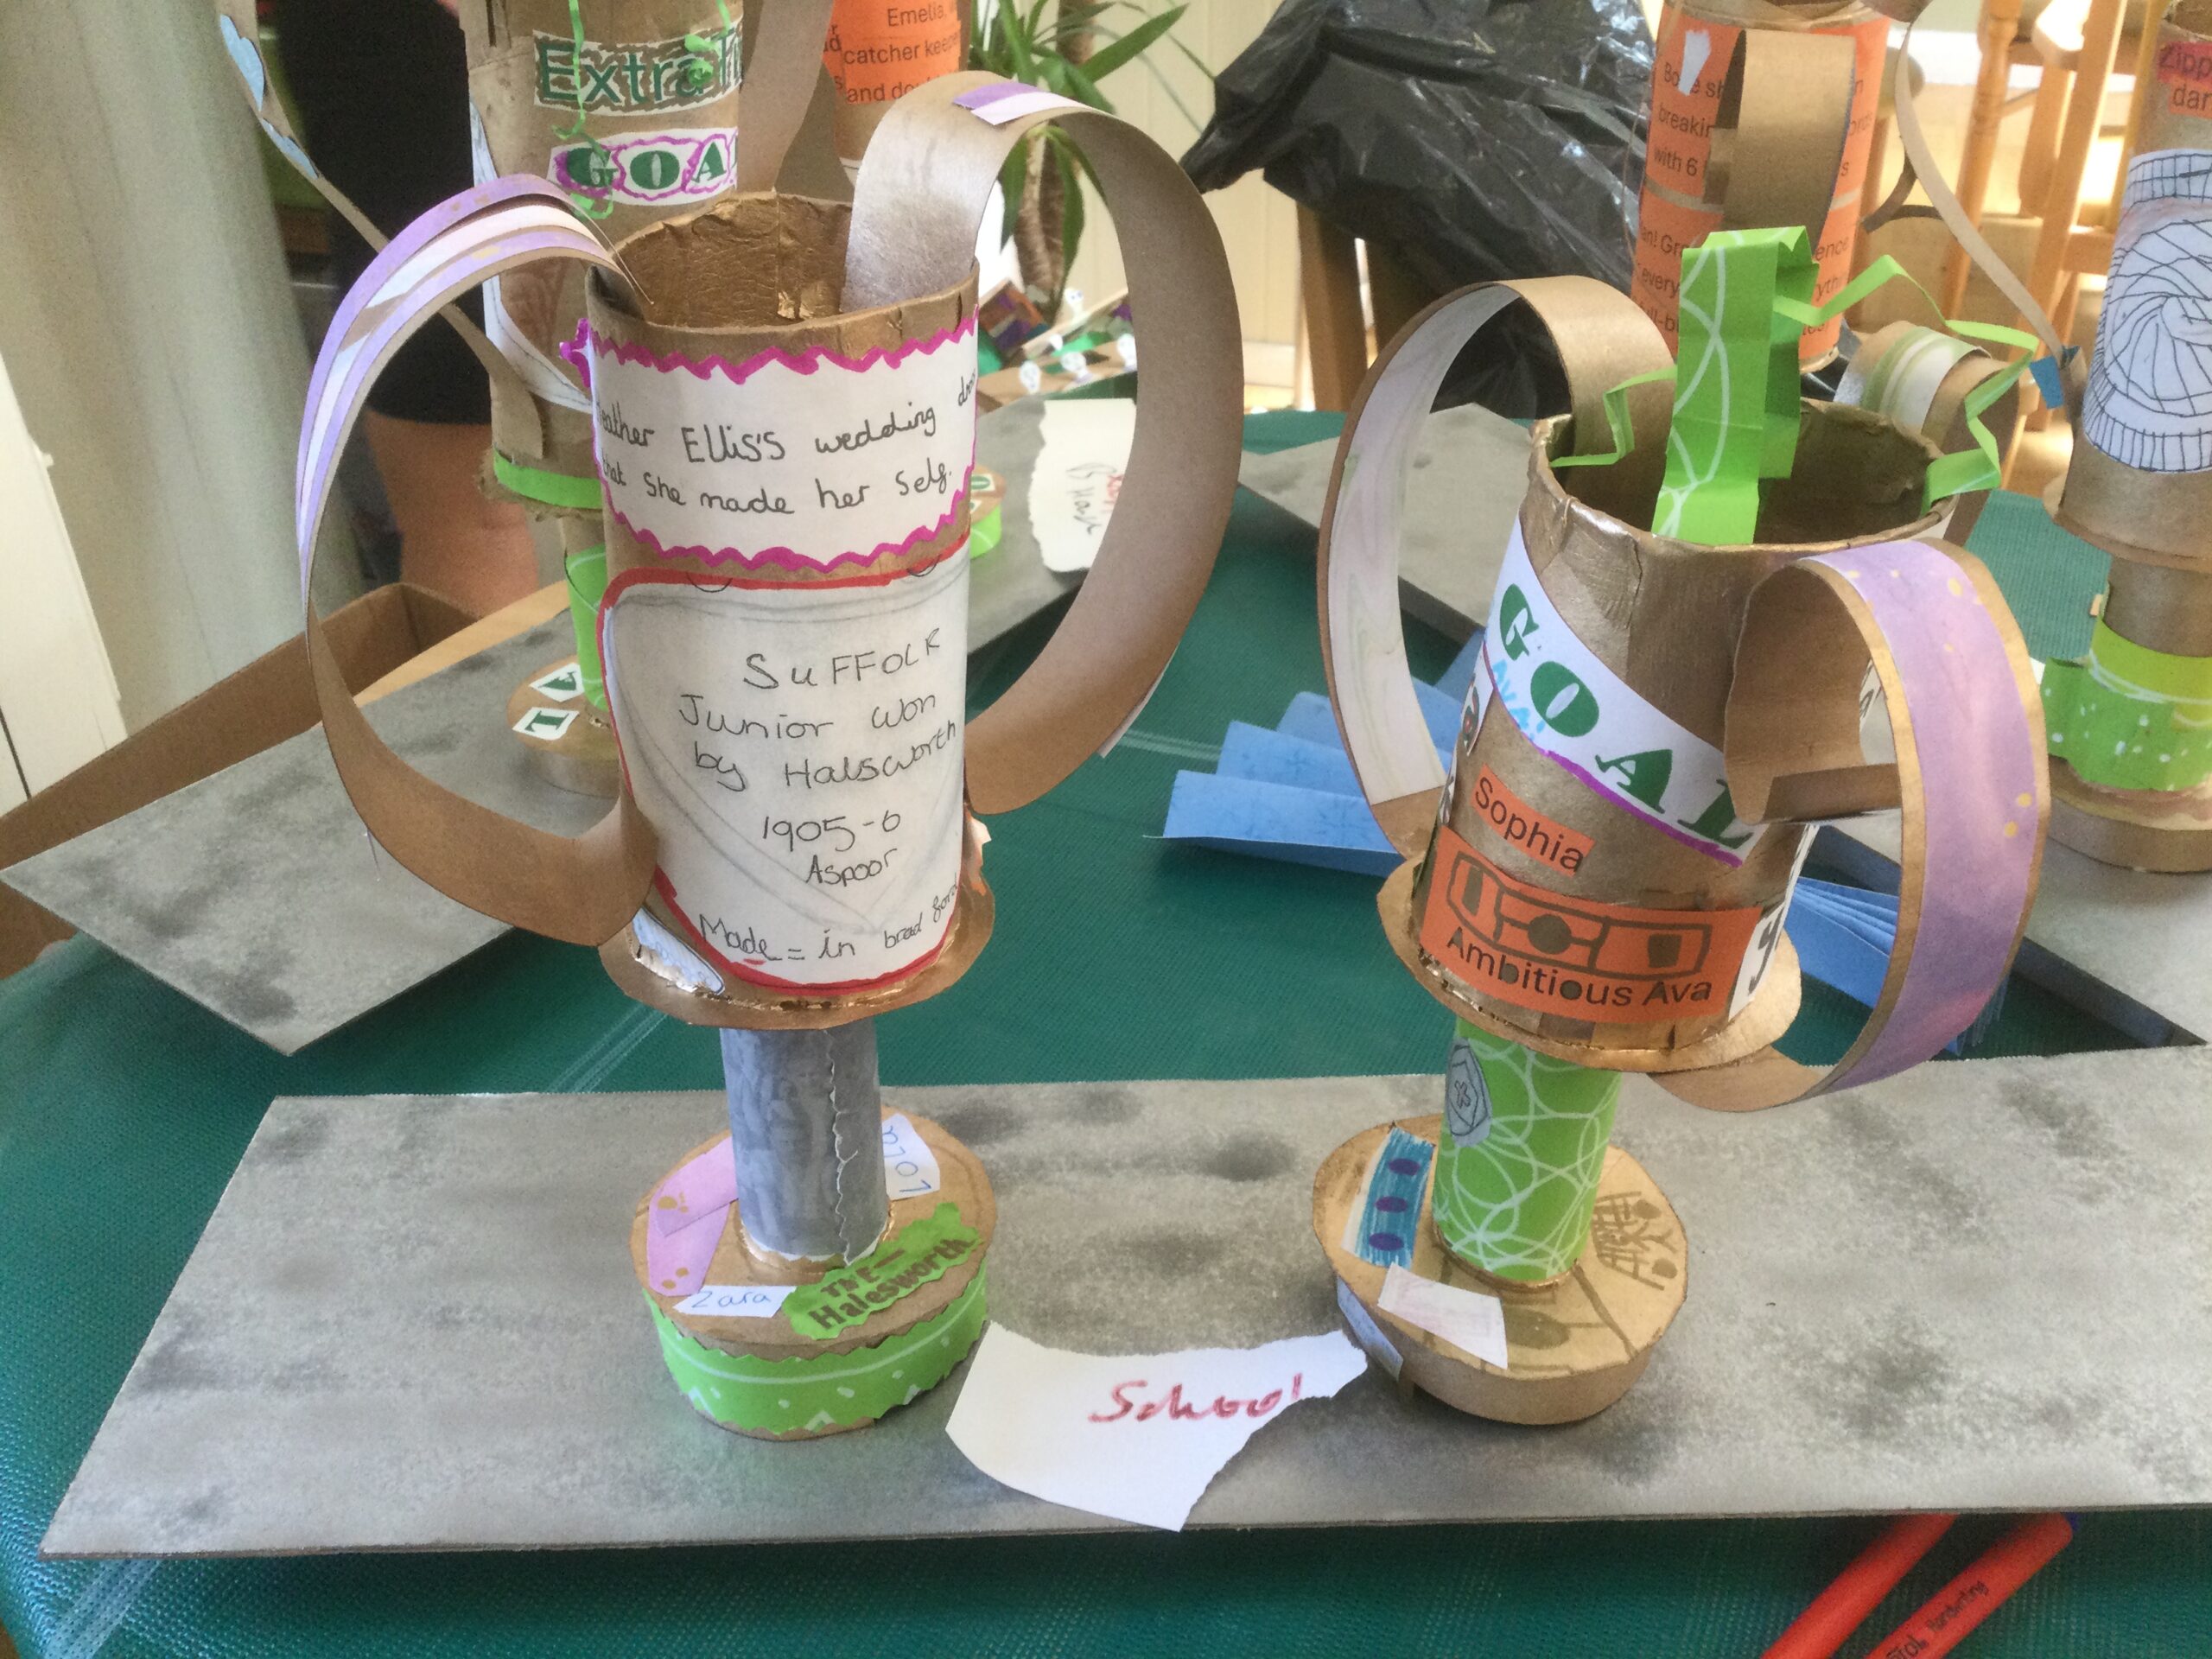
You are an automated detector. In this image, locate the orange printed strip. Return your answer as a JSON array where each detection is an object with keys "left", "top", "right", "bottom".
[
  {"left": 2161, "top": 36, "right": 2212, "bottom": 94},
  {"left": 1469, "top": 766, "right": 1593, "bottom": 875},
  {"left": 825, "top": 0, "right": 964, "bottom": 105},
  {"left": 1417, "top": 827, "right": 1760, "bottom": 1024}
]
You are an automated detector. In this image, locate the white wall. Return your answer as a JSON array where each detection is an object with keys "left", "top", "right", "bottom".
[
  {"left": 1065, "top": 0, "right": 1300, "bottom": 358},
  {"left": 0, "top": 0, "right": 314, "bottom": 733}
]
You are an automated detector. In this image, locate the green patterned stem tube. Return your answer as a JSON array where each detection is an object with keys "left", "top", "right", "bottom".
[
  {"left": 566, "top": 543, "right": 610, "bottom": 710},
  {"left": 1432, "top": 1020, "right": 1620, "bottom": 1283}
]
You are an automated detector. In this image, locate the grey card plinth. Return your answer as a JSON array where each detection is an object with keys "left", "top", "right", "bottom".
[{"left": 721, "top": 1020, "right": 889, "bottom": 1262}]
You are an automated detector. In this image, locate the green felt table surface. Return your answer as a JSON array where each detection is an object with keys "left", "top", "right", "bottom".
[{"left": 2, "top": 410, "right": 2202, "bottom": 1658}]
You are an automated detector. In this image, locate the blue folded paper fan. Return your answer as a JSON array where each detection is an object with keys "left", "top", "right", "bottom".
[{"left": 1159, "top": 627, "right": 1999, "bottom": 1051}]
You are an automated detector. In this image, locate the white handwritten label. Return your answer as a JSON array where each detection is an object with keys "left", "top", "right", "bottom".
[
  {"left": 881, "top": 1111, "right": 943, "bottom": 1199},
  {"left": 673, "top": 1283, "right": 797, "bottom": 1319},
  {"left": 602, "top": 556, "right": 969, "bottom": 989},
  {"left": 1378, "top": 1265, "right": 1509, "bottom": 1369},
  {"left": 944, "top": 1324, "right": 1369, "bottom": 1530},
  {"left": 586, "top": 319, "right": 977, "bottom": 569},
  {"left": 1028, "top": 399, "right": 1134, "bottom": 574}
]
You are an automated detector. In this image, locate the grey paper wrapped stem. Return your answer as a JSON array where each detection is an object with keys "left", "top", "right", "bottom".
[{"left": 721, "top": 1022, "right": 889, "bottom": 1261}]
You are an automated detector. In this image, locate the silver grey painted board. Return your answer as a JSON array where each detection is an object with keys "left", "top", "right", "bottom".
[
  {"left": 46, "top": 1049, "right": 2212, "bottom": 1556},
  {"left": 1236, "top": 403, "right": 1529, "bottom": 641},
  {"left": 3, "top": 617, "right": 605, "bottom": 1054}
]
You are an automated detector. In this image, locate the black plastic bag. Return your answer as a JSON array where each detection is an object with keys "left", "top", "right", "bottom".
[{"left": 1184, "top": 0, "right": 1654, "bottom": 412}]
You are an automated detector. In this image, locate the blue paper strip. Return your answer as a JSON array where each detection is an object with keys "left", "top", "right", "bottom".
[
  {"left": 1351, "top": 1126, "right": 1434, "bottom": 1268},
  {"left": 1160, "top": 772, "right": 1398, "bottom": 875},
  {"left": 1217, "top": 721, "right": 1363, "bottom": 797}
]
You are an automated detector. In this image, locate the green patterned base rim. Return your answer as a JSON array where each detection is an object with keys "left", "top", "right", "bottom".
[
  {"left": 649, "top": 1267, "right": 988, "bottom": 1436},
  {"left": 2043, "top": 620, "right": 2212, "bottom": 794}
]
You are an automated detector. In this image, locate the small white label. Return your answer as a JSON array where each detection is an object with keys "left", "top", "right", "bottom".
[
  {"left": 531, "top": 663, "right": 586, "bottom": 702},
  {"left": 512, "top": 705, "right": 580, "bottom": 741},
  {"left": 881, "top": 1111, "right": 943, "bottom": 1199},
  {"left": 1379, "top": 1264, "right": 1509, "bottom": 1369},
  {"left": 673, "top": 1282, "right": 797, "bottom": 1319},
  {"left": 586, "top": 319, "right": 976, "bottom": 570},
  {"left": 1028, "top": 400, "right": 1134, "bottom": 574},
  {"left": 602, "top": 556, "right": 969, "bottom": 989}
]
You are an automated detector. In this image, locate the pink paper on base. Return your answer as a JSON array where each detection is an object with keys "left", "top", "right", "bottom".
[{"left": 643, "top": 1136, "right": 738, "bottom": 1294}]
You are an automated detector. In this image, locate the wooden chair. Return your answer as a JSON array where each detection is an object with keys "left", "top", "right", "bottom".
[
  {"left": 1942, "top": 0, "right": 2163, "bottom": 317},
  {"left": 1295, "top": 206, "right": 1438, "bottom": 411}
]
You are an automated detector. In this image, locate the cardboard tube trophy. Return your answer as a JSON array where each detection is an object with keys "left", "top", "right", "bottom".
[
  {"left": 289, "top": 74, "right": 1239, "bottom": 1438},
  {"left": 1632, "top": 0, "right": 1880, "bottom": 363},
  {"left": 1313, "top": 265, "right": 2046, "bottom": 1424},
  {"left": 2044, "top": 134, "right": 2212, "bottom": 870}
]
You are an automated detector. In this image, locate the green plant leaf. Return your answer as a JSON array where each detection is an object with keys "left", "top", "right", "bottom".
[
  {"left": 1084, "top": 6, "right": 1185, "bottom": 79},
  {"left": 1061, "top": 55, "right": 1114, "bottom": 112},
  {"left": 1052, "top": 134, "right": 1087, "bottom": 315},
  {"left": 997, "top": 139, "right": 1029, "bottom": 249}
]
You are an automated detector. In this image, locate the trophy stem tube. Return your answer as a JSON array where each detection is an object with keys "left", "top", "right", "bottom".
[
  {"left": 563, "top": 536, "right": 610, "bottom": 712},
  {"left": 1433, "top": 1020, "right": 1620, "bottom": 1284},
  {"left": 720, "top": 1021, "right": 889, "bottom": 1263}
]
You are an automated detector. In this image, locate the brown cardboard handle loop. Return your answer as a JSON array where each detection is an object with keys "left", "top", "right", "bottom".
[
  {"left": 1314, "top": 279, "right": 1675, "bottom": 859},
  {"left": 845, "top": 74, "right": 1242, "bottom": 814},
  {"left": 1722, "top": 29, "right": 1857, "bottom": 234},
  {"left": 299, "top": 200, "right": 658, "bottom": 947}
]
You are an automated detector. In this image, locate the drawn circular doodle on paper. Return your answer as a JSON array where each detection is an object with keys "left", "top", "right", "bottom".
[
  {"left": 1444, "top": 1033, "right": 1494, "bottom": 1145},
  {"left": 2084, "top": 203, "right": 2212, "bottom": 473}
]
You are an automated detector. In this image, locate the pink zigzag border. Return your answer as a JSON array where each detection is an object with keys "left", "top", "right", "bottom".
[
  {"left": 567, "top": 313, "right": 977, "bottom": 384},
  {"left": 604, "top": 493, "right": 970, "bottom": 573},
  {"left": 563, "top": 314, "right": 980, "bottom": 569}
]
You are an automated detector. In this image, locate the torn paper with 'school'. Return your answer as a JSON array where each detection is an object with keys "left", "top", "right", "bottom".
[{"left": 945, "top": 1325, "right": 1368, "bottom": 1530}]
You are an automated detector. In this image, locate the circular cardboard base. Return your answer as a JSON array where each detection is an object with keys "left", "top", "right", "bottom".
[
  {"left": 631, "top": 1109, "right": 995, "bottom": 1440},
  {"left": 1314, "top": 1116, "right": 1687, "bottom": 1425},
  {"left": 505, "top": 658, "right": 620, "bottom": 798},
  {"left": 2050, "top": 759, "right": 2212, "bottom": 872},
  {"left": 1376, "top": 860, "right": 1802, "bottom": 1073}
]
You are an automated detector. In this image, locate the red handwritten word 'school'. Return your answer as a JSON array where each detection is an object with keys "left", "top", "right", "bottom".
[{"left": 1089, "top": 1373, "right": 1305, "bottom": 1422}]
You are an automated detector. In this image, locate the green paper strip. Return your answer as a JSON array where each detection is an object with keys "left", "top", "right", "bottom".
[
  {"left": 1433, "top": 1020, "right": 1621, "bottom": 1283},
  {"left": 783, "top": 1202, "right": 981, "bottom": 1338},
  {"left": 650, "top": 1266, "right": 988, "bottom": 1435},
  {"left": 493, "top": 450, "right": 603, "bottom": 510},
  {"left": 1653, "top": 227, "right": 1816, "bottom": 545},
  {"left": 565, "top": 543, "right": 609, "bottom": 710},
  {"left": 2043, "top": 620, "right": 2212, "bottom": 792},
  {"left": 969, "top": 503, "right": 1003, "bottom": 560},
  {"left": 1575, "top": 241, "right": 2041, "bottom": 539}
]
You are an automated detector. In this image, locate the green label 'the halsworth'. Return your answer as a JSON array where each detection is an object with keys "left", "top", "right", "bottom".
[{"left": 784, "top": 1202, "right": 979, "bottom": 1338}]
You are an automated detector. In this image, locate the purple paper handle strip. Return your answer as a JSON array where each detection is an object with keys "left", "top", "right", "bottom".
[
  {"left": 296, "top": 190, "right": 616, "bottom": 595},
  {"left": 1815, "top": 541, "right": 2040, "bottom": 1091},
  {"left": 298, "top": 174, "right": 569, "bottom": 497}
]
